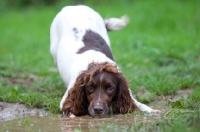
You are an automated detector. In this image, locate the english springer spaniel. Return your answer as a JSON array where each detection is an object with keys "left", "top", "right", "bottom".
[{"left": 50, "top": 5, "right": 160, "bottom": 118}]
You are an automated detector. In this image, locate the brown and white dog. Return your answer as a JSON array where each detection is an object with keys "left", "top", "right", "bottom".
[{"left": 50, "top": 5, "right": 160, "bottom": 118}]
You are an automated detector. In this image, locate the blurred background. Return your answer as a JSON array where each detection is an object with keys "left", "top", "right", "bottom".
[{"left": 0, "top": 0, "right": 133, "bottom": 8}]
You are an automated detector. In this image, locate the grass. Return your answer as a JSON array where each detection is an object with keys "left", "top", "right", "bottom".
[{"left": 0, "top": 0, "right": 200, "bottom": 131}]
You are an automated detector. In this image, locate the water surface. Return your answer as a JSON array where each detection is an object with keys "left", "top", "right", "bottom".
[{"left": 1, "top": 112, "right": 162, "bottom": 132}]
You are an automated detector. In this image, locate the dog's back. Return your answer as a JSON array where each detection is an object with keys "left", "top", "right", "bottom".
[
  {"left": 50, "top": 5, "right": 112, "bottom": 87},
  {"left": 50, "top": 5, "right": 109, "bottom": 62},
  {"left": 50, "top": 5, "right": 129, "bottom": 87}
]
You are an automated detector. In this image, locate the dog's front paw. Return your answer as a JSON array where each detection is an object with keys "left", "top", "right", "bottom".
[
  {"left": 62, "top": 108, "right": 71, "bottom": 117},
  {"left": 69, "top": 114, "right": 75, "bottom": 118},
  {"left": 62, "top": 109, "right": 76, "bottom": 118}
]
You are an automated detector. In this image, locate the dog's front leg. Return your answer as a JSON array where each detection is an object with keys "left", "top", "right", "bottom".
[{"left": 128, "top": 89, "right": 161, "bottom": 114}]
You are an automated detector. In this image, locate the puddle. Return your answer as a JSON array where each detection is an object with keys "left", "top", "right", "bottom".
[
  {"left": 0, "top": 113, "right": 161, "bottom": 132},
  {"left": 0, "top": 103, "right": 162, "bottom": 132},
  {"left": 0, "top": 89, "right": 193, "bottom": 131},
  {"left": 0, "top": 102, "right": 47, "bottom": 122}
]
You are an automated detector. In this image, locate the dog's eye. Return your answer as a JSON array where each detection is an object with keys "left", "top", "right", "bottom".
[
  {"left": 107, "top": 87, "right": 115, "bottom": 93},
  {"left": 87, "top": 86, "right": 94, "bottom": 92}
]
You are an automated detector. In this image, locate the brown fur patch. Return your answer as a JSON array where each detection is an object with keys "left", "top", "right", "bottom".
[{"left": 77, "top": 30, "right": 114, "bottom": 60}]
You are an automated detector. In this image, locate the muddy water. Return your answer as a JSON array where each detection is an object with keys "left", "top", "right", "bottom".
[
  {"left": 0, "top": 100, "right": 166, "bottom": 132},
  {"left": 2, "top": 88, "right": 190, "bottom": 132},
  {"left": 0, "top": 112, "right": 162, "bottom": 132}
]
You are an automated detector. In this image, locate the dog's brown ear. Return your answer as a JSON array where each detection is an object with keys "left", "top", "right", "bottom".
[
  {"left": 112, "top": 74, "right": 137, "bottom": 114},
  {"left": 62, "top": 73, "right": 89, "bottom": 116}
]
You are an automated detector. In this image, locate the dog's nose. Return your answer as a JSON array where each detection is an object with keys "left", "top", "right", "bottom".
[{"left": 93, "top": 105, "right": 104, "bottom": 114}]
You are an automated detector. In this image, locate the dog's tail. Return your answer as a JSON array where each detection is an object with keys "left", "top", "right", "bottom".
[{"left": 104, "top": 15, "right": 129, "bottom": 31}]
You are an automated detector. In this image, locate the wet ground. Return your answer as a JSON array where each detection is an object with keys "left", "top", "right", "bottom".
[
  {"left": 0, "top": 102, "right": 47, "bottom": 123},
  {"left": 0, "top": 89, "right": 193, "bottom": 132},
  {"left": 0, "top": 113, "right": 162, "bottom": 132},
  {"left": 0, "top": 101, "right": 166, "bottom": 132}
]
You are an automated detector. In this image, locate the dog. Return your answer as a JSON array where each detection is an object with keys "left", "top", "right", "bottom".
[{"left": 50, "top": 5, "right": 160, "bottom": 118}]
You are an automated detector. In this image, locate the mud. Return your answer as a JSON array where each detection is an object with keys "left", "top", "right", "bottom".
[
  {"left": 0, "top": 102, "right": 162, "bottom": 132},
  {"left": 0, "top": 102, "right": 47, "bottom": 122},
  {"left": 0, "top": 112, "right": 161, "bottom": 132},
  {"left": 5, "top": 74, "right": 40, "bottom": 86},
  {"left": 171, "top": 89, "right": 193, "bottom": 101},
  {"left": 0, "top": 89, "right": 193, "bottom": 131}
]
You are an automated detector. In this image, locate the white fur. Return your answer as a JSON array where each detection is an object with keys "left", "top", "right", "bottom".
[
  {"left": 104, "top": 15, "right": 129, "bottom": 31},
  {"left": 50, "top": 5, "right": 160, "bottom": 115}
]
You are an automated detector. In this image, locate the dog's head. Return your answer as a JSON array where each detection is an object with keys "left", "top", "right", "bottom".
[{"left": 62, "top": 62, "right": 137, "bottom": 118}]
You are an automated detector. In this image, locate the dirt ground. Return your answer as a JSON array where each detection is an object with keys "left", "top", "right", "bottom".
[
  {"left": 0, "top": 102, "right": 47, "bottom": 122},
  {"left": 0, "top": 89, "right": 193, "bottom": 123}
]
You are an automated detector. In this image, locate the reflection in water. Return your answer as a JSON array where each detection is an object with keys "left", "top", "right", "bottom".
[
  {"left": 0, "top": 112, "right": 161, "bottom": 132},
  {"left": 1, "top": 91, "right": 186, "bottom": 131},
  {"left": 61, "top": 114, "right": 161, "bottom": 132}
]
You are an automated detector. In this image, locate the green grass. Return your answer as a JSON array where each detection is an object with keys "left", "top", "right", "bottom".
[{"left": 0, "top": 0, "right": 200, "bottom": 131}]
